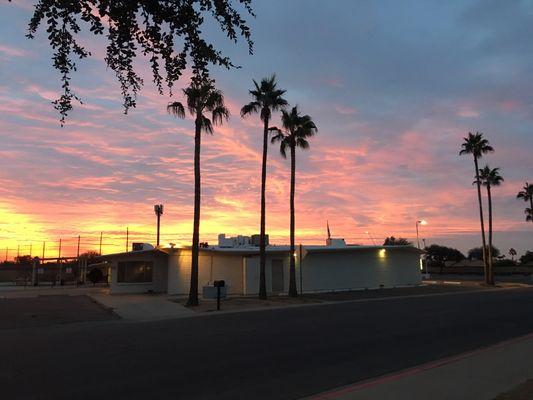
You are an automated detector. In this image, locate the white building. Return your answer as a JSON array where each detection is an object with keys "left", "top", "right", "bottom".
[{"left": 100, "top": 236, "right": 423, "bottom": 296}]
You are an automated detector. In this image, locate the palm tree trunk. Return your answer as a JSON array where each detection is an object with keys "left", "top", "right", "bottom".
[
  {"left": 473, "top": 156, "right": 489, "bottom": 284},
  {"left": 258, "top": 117, "right": 269, "bottom": 299},
  {"left": 187, "top": 116, "right": 202, "bottom": 306},
  {"left": 288, "top": 140, "right": 297, "bottom": 297},
  {"left": 487, "top": 185, "right": 494, "bottom": 285}
]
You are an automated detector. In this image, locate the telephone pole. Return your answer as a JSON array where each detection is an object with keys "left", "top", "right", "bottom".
[
  {"left": 58, "top": 238, "right": 62, "bottom": 284},
  {"left": 99, "top": 232, "right": 103, "bottom": 255},
  {"left": 154, "top": 204, "right": 164, "bottom": 247},
  {"left": 126, "top": 227, "right": 129, "bottom": 252}
]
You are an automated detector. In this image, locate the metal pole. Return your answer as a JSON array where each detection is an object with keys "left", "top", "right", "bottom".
[
  {"left": 299, "top": 244, "right": 303, "bottom": 294},
  {"left": 99, "top": 232, "right": 103, "bottom": 255},
  {"left": 17, "top": 245, "right": 20, "bottom": 261},
  {"left": 157, "top": 214, "right": 161, "bottom": 247},
  {"left": 5, "top": 247, "right": 7, "bottom": 262},
  {"left": 423, "top": 238, "right": 429, "bottom": 275},
  {"left": 76, "top": 235, "right": 81, "bottom": 286},
  {"left": 58, "top": 238, "right": 62, "bottom": 284},
  {"left": 42, "top": 241, "right": 45, "bottom": 259},
  {"left": 29, "top": 243, "right": 32, "bottom": 257},
  {"left": 126, "top": 227, "right": 129, "bottom": 252},
  {"left": 416, "top": 221, "right": 420, "bottom": 249}
]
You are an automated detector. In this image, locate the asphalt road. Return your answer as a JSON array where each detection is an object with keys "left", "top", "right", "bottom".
[{"left": 2, "top": 288, "right": 533, "bottom": 400}]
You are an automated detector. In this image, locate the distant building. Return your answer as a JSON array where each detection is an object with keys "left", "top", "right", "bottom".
[{"left": 99, "top": 234, "right": 423, "bottom": 295}]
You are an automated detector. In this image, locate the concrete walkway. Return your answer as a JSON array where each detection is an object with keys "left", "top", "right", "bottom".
[
  {"left": 307, "top": 332, "right": 533, "bottom": 400},
  {"left": 90, "top": 293, "right": 194, "bottom": 321}
]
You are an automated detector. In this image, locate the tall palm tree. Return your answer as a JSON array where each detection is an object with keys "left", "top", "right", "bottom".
[
  {"left": 509, "top": 248, "right": 517, "bottom": 262},
  {"left": 167, "top": 80, "right": 229, "bottom": 306},
  {"left": 478, "top": 165, "right": 504, "bottom": 285},
  {"left": 459, "top": 131, "right": 494, "bottom": 284},
  {"left": 517, "top": 182, "right": 533, "bottom": 223},
  {"left": 271, "top": 106, "right": 317, "bottom": 297},
  {"left": 241, "top": 75, "right": 287, "bottom": 299},
  {"left": 526, "top": 208, "right": 533, "bottom": 222}
]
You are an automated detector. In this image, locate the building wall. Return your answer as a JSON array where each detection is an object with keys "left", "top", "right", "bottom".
[
  {"left": 108, "top": 252, "right": 168, "bottom": 294},
  {"left": 167, "top": 249, "right": 244, "bottom": 295},
  {"left": 299, "top": 248, "right": 421, "bottom": 292},
  {"left": 243, "top": 254, "right": 289, "bottom": 295},
  {"left": 243, "top": 248, "right": 421, "bottom": 294}
]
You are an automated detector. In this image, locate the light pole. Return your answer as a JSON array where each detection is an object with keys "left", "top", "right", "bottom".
[
  {"left": 365, "top": 231, "right": 376, "bottom": 245},
  {"left": 154, "top": 204, "right": 164, "bottom": 247},
  {"left": 415, "top": 219, "right": 427, "bottom": 249}
]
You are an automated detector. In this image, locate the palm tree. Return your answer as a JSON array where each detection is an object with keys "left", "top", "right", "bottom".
[
  {"left": 271, "top": 106, "right": 317, "bottom": 297},
  {"left": 241, "top": 75, "right": 287, "bottom": 299},
  {"left": 509, "top": 248, "right": 517, "bottom": 262},
  {"left": 167, "top": 80, "right": 229, "bottom": 306},
  {"left": 478, "top": 166, "right": 504, "bottom": 285},
  {"left": 459, "top": 132, "right": 494, "bottom": 285},
  {"left": 517, "top": 182, "right": 533, "bottom": 223}
]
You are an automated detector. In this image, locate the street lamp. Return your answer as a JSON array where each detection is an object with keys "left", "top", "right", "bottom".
[
  {"left": 154, "top": 204, "right": 164, "bottom": 247},
  {"left": 415, "top": 219, "right": 427, "bottom": 249}
]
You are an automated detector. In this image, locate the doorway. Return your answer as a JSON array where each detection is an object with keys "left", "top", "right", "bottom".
[{"left": 271, "top": 259, "right": 284, "bottom": 293}]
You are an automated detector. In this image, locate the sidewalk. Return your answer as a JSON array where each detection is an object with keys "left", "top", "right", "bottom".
[
  {"left": 307, "top": 333, "right": 533, "bottom": 400},
  {"left": 90, "top": 293, "right": 195, "bottom": 321}
]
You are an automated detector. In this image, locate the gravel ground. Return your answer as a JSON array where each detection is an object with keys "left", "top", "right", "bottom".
[
  {"left": 0, "top": 294, "right": 119, "bottom": 330},
  {"left": 175, "top": 283, "right": 496, "bottom": 313}
]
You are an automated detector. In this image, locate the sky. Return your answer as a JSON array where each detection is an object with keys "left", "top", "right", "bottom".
[{"left": 0, "top": 0, "right": 532, "bottom": 259}]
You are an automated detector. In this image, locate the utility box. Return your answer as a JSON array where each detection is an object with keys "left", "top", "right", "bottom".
[{"left": 203, "top": 284, "right": 227, "bottom": 299}]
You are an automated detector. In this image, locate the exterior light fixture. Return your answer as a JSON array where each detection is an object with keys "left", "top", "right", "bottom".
[{"left": 379, "top": 248, "right": 386, "bottom": 258}]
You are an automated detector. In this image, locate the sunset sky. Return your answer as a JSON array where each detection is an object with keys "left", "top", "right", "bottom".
[{"left": 0, "top": 0, "right": 532, "bottom": 259}]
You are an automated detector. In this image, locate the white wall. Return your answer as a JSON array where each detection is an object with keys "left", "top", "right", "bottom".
[
  {"left": 243, "top": 254, "right": 289, "bottom": 295},
  {"left": 167, "top": 249, "right": 244, "bottom": 295},
  {"left": 243, "top": 248, "right": 421, "bottom": 294},
  {"left": 299, "top": 248, "right": 421, "bottom": 292}
]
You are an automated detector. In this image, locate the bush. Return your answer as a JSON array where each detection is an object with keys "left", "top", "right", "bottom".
[{"left": 87, "top": 268, "right": 104, "bottom": 286}]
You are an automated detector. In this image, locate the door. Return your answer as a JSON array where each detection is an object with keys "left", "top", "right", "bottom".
[{"left": 271, "top": 259, "right": 284, "bottom": 293}]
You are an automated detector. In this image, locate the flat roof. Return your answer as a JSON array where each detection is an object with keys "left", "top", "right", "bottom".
[{"left": 100, "top": 245, "right": 423, "bottom": 259}]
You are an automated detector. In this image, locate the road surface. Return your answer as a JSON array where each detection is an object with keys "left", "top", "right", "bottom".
[{"left": 2, "top": 288, "right": 533, "bottom": 399}]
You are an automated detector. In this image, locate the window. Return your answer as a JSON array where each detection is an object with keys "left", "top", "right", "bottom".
[{"left": 117, "top": 261, "right": 153, "bottom": 283}]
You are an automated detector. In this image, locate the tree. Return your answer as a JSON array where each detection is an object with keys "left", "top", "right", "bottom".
[
  {"left": 167, "top": 80, "right": 229, "bottom": 306},
  {"left": 21, "top": 0, "right": 253, "bottom": 123},
  {"left": 87, "top": 267, "right": 104, "bottom": 286},
  {"left": 478, "top": 165, "right": 504, "bottom": 285},
  {"left": 520, "top": 251, "right": 533, "bottom": 265},
  {"left": 517, "top": 182, "right": 533, "bottom": 223},
  {"left": 459, "top": 132, "right": 494, "bottom": 284},
  {"left": 468, "top": 246, "right": 500, "bottom": 261},
  {"left": 80, "top": 250, "right": 100, "bottom": 263},
  {"left": 383, "top": 237, "right": 412, "bottom": 246},
  {"left": 425, "top": 244, "right": 465, "bottom": 274},
  {"left": 509, "top": 248, "right": 517, "bottom": 261},
  {"left": 271, "top": 106, "right": 317, "bottom": 297},
  {"left": 241, "top": 75, "right": 287, "bottom": 299}
]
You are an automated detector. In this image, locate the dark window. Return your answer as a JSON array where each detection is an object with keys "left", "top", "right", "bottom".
[{"left": 117, "top": 261, "right": 153, "bottom": 283}]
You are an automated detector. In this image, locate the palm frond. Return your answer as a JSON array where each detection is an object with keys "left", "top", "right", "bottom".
[
  {"left": 200, "top": 115, "right": 213, "bottom": 134},
  {"left": 167, "top": 101, "right": 185, "bottom": 118},
  {"left": 241, "top": 102, "right": 260, "bottom": 117},
  {"left": 212, "top": 106, "right": 230, "bottom": 125}
]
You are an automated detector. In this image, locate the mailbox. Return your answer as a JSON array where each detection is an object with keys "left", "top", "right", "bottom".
[{"left": 214, "top": 280, "right": 225, "bottom": 288}]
